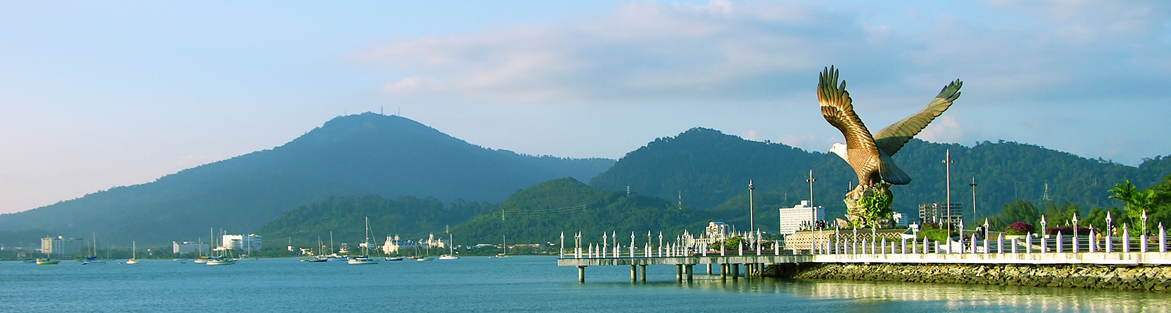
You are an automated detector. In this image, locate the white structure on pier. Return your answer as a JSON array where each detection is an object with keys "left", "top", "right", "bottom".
[{"left": 778, "top": 200, "right": 824, "bottom": 235}]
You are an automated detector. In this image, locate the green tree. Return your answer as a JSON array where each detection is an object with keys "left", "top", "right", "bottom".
[
  {"left": 1109, "top": 179, "right": 1155, "bottom": 233},
  {"left": 996, "top": 199, "right": 1040, "bottom": 227}
]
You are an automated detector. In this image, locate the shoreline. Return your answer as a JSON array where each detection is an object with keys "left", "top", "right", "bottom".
[{"left": 765, "top": 263, "right": 1171, "bottom": 292}]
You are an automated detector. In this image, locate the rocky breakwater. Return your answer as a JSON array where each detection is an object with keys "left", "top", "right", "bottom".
[{"left": 768, "top": 263, "right": 1171, "bottom": 292}]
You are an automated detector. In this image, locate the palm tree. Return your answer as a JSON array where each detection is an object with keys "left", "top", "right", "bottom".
[{"left": 1109, "top": 179, "right": 1153, "bottom": 233}]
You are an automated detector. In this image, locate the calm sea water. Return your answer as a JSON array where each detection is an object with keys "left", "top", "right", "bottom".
[{"left": 1, "top": 256, "right": 1166, "bottom": 312}]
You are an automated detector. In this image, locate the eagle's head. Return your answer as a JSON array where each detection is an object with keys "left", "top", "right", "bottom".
[{"left": 830, "top": 143, "right": 848, "bottom": 162}]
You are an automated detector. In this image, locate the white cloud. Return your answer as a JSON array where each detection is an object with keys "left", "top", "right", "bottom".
[
  {"left": 352, "top": 0, "right": 1170, "bottom": 111},
  {"left": 917, "top": 115, "right": 966, "bottom": 143},
  {"left": 741, "top": 129, "right": 758, "bottom": 140}
]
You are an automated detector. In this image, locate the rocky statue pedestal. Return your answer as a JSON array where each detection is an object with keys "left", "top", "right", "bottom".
[{"left": 843, "top": 183, "right": 893, "bottom": 227}]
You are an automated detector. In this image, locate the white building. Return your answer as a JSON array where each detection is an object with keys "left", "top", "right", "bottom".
[
  {"left": 221, "top": 234, "right": 262, "bottom": 253},
  {"left": 40, "top": 236, "right": 65, "bottom": 255},
  {"left": 705, "top": 222, "right": 728, "bottom": 241},
  {"left": 418, "top": 233, "right": 448, "bottom": 249},
  {"left": 172, "top": 241, "right": 209, "bottom": 255},
  {"left": 778, "top": 200, "right": 824, "bottom": 235}
]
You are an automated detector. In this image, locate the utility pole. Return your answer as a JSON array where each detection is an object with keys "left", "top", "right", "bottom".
[
  {"left": 970, "top": 177, "right": 977, "bottom": 222},
  {"left": 943, "top": 149, "right": 954, "bottom": 237}
]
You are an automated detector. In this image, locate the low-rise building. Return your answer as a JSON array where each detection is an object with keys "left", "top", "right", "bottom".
[
  {"left": 172, "top": 241, "right": 209, "bottom": 255},
  {"left": 705, "top": 222, "right": 728, "bottom": 241}
]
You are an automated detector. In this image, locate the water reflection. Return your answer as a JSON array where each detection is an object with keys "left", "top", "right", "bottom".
[{"left": 637, "top": 276, "right": 1168, "bottom": 312}]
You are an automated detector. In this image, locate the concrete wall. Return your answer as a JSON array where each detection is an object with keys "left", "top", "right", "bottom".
[{"left": 768, "top": 263, "right": 1171, "bottom": 292}]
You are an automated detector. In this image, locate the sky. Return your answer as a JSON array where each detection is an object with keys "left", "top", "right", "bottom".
[{"left": 2, "top": 0, "right": 1169, "bottom": 214}]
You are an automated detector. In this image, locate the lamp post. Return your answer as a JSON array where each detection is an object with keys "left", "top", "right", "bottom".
[
  {"left": 807, "top": 170, "right": 816, "bottom": 228},
  {"left": 1040, "top": 215, "right": 1047, "bottom": 234},
  {"left": 970, "top": 177, "right": 977, "bottom": 222},
  {"left": 1142, "top": 210, "right": 1148, "bottom": 236},
  {"left": 943, "top": 149, "right": 954, "bottom": 237},
  {"left": 749, "top": 180, "right": 755, "bottom": 234},
  {"left": 1106, "top": 211, "right": 1113, "bottom": 233}
]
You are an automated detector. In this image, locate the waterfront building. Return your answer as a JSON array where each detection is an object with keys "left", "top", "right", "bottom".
[
  {"left": 918, "top": 203, "right": 963, "bottom": 225},
  {"left": 172, "top": 241, "right": 209, "bottom": 255},
  {"left": 418, "top": 233, "right": 449, "bottom": 249},
  {"left": 39, "top": 236, "right": 65, "bottom": 255},
  {"left": 705, "top": 222, "right": 728, "bottom": 241},
  {"left": 778, "top": 200, "right": 825, "bottom": 235},
  {"left": 381, "top": 235, "right": 421, "bottom": 254},
  {"left": 221, "top": 234, "right": 263, "bottom": 253}
]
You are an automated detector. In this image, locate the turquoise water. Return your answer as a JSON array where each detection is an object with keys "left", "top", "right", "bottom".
[{"left": 2, "top": 256, "right": 1166, "bottom": 312}]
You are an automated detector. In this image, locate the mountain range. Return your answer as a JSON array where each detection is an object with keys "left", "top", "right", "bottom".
[
  {"left": 0, "top": 113, "right": 613, "bottom": 246},
  {"left": 2, "top": 113, "right": 1168, "bottom": 248}
]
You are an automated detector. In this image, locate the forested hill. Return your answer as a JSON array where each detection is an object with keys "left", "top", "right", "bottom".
[
  {"left": 0, "top": 113, "right": 614, "bottom": 246},
  {"left": 450, "top": 178, "right": 704, "bottom": 245},
  {"left": 589, "top": 128, "right": 1171, "bottom": 222}
]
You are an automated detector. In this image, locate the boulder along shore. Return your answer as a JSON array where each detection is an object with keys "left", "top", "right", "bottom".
[{"left": 764, "top": 263, "right": 1171, "bottom": 292}]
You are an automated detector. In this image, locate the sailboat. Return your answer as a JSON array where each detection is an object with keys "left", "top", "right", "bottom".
[
  {"left": 348, "top": 217, "right": 380, "bottom": 265},
  {"left": 193, "top": 238, "right": 207, "bottom": 264},
  {"left": 206, "top": 228, "right": 237, "bottom": 266},
  {"left": 439, "top": 233, "right": 458, "bottom": 260},
  {"left": 125, "top": 241, "right": 139, "bottom": 264},
  {"left": 303, "top": 237, "right": 328, "bottom": 262},
  {"left": 495, "top": 235, "right": 509, "bottom": 258},
  {"left": 83, "top": 233, "right": 106, "bottom": 265}
]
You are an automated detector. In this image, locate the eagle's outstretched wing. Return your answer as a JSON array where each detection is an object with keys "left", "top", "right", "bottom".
[
  {"left": 818, "top": 66, "right": 878, "bottom": 155},
  {"left": 873, "top": 79, "right": 962, "bottom": 156}
]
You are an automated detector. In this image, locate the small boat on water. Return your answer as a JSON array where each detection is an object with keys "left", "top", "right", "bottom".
[
  {"left": 347, "top": 217, "right": 380, "bottom": 265},
  {"left": 35, "top": 258, "right": 59, "bottom": 265},
  {"left": 193, "top": 258, "right": 208, "bottom": 264},
  {"left": 384, "top": 257, "right": 403, "bottom": 261},
  {"left": 125, "top": 241, "right": 140, "bottom": 265},
  {"left": 415, "top": 256, "right": 433, "bottom": 262},
  {"left": 83, "top": 233, "right": 107, "bottom": 265},
  {"left": 205, "top": 228, "right": 237, "bottom": 266},
  {"left": 206, "top": 256, "right": 236, "bottom": 266},
  {"left": 439, "top": 233, "right": 459, "bottom": 260}
]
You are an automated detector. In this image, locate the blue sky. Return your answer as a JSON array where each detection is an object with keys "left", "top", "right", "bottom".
[{"left": 2, "top": 0, "right": 1169, "bottom": 214}]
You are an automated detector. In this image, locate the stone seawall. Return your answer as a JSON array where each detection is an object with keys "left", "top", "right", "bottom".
[{"left": 765, "top": 263, "right": 1171, "bottom": 292}]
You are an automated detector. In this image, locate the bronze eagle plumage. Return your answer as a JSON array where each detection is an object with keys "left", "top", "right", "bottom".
[{"left": 818, "top": 66, "right": 962, "bottom": 193}]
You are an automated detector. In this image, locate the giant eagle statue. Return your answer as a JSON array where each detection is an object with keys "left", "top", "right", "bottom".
[{"left": 818, "top": 66, "right": 962, "bottom": 225}]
